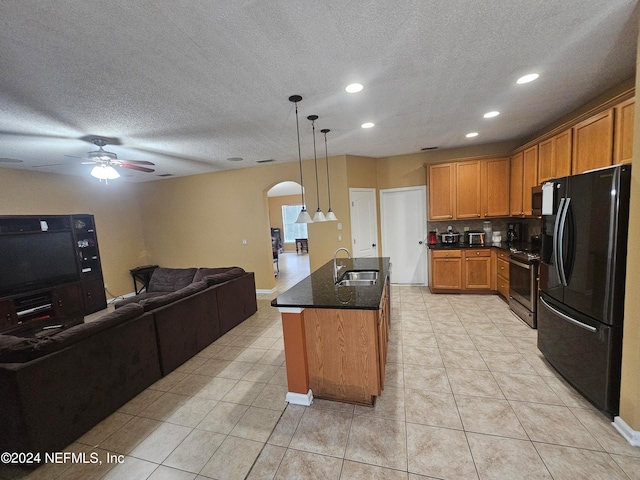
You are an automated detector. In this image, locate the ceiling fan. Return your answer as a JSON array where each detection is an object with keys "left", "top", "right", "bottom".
[{"left": 65, "top": 138, "right": 155, "bottom": 179}]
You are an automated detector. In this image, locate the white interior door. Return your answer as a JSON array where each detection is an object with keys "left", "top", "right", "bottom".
[
  {"left": 349, "top": 188, "right": 379, "bottom": 257},
  {"left": 380, "top": 186, "right": 427, "bottom": 284}
]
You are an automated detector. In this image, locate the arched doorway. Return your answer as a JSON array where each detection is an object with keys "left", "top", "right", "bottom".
[{"left": 267, "top": 181, "right": 310, "bottom": 292}]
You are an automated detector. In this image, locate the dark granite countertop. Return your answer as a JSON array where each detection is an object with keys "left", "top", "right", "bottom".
[{"left": 271, "top": 257, "right": 391, "bottom": 310}]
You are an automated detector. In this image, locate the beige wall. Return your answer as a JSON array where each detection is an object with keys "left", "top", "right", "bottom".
[
  {"left": 618, "top": 30, "right": 640, "bottom": 431},
  {"left": 0, "top": 169, "right": 148, "bottom": 299}
]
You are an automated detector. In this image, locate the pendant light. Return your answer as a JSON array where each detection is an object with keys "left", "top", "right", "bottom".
[
  {"left": 289, "top": 95, "right": 313, "bottom": 224},
  {"left": 307, "top": 114, "right": 326, "bottom": 222},
  {"left": 321, "top": 128, "right": 338, "bottom": 221}
]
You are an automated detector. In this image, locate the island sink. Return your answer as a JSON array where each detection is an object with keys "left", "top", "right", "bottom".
[{"left": 336, "top": 270, "right": 379, "bottom": 286}]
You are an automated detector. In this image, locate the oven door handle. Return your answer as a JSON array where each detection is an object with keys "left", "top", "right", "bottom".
[
  {"left": 540, "top": 297, "right": 597, "bottom": 333},
  {"left": 509, "top": 258, "right": 531, "bottom": 270}
]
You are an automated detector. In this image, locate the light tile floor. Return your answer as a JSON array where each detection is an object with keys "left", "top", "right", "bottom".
[{"left": 3, "top": 272, "right": 640, "bottom": 479}]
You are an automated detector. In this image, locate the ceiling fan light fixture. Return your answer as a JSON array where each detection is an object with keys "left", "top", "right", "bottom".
[{"left": 90, "top": 164, "right": 120, "bottom": 180}]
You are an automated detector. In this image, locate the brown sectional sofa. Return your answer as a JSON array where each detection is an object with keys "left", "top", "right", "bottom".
[{"left": 0, "top": 266, "right": 257, "bottom": 456}]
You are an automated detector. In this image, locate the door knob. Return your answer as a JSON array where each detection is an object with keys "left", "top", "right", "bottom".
[
  {"left": 372, "top": 243, "right": 377, "bottom": 247},
  {"left": 418, "top": 241, "right": 423, "bottom": 245}
]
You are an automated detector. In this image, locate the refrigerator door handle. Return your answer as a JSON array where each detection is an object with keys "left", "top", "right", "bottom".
[
  {"left": 553, "top": 197, "right": 566, "bottom": 285},
  {"left": 557, "top": 197, "right": 570, "bottom": 286},
  {"left": 540, "top": 297, "right": 597, "bottom": 332}
]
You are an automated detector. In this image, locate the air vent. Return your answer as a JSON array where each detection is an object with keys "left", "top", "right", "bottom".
[
  {"left": 157, "top": 173, "right": 174, "bottom": 177},
  {"left": 227, "top": 157, "right": 243, "bottom": 162},
  {"left": 0, "top": 157, "right": 23, "bottom": 163},
  {"left": 421, "top": 147, "right": 439, "bottom": 151},
  {"left": 257, "top": 159, "right": 275, "bottom": 163}
]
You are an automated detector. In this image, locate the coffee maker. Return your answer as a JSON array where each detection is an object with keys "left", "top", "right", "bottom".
[{"left": 507, "top": 223, "right": 521, "bottom": 243}]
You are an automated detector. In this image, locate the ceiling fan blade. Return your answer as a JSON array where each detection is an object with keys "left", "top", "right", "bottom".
[
  {"left": 119, "top": 163, "right": 155, "bottom": 173},
  {"left": 32, "top": 162, "right": 75, "bottom": 168},
  {"left": 65, "top": 154, "right": 86, "bottom": 160},
  {"left": 81, "top": 161, "right": 96, "bottom": 165},
  {"left": 117, "top": 159, "right": 155, "bottom": 166}
]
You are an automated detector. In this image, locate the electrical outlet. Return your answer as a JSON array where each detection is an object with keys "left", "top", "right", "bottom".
[
  {"left": 338, "top": 235, "right": 342, "bottom": 241},
  {"left": 242, "top": 239, "right": 247, "bottom": 245}
]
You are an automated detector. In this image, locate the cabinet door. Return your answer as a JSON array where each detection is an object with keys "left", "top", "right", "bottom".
[
  {"left": 431, "top": 250, "right": 462, "bottom": 290},
  {"left": 81, "top": 277, "right": 107, "bottom": 315},
  {"left": 554, "top": 129, "right": 572, "bottom": 178},
  {"left": 614, "top": 97, "right": 634, "bottom": 165},
  {"left": 455, "top": 160, "right": 482, "bottom": 219},
  {"left": 0, "top": 300, "right": 15, "bottom": 332},
  {"left": 572, "top": 108, "right": 614, "bottom": 174},
  {"left": 481, "top": 157, "right": 510, "bottom": 217},
  {"left": 537, "top": 138, "right": 554, "bottom": 184},
  {"left": 428, "top": 163, "right": 455, "bottom": 220},
  {"left": 52, "top": 283, "right": 84, "bottom": 321},
  {"left": 463, "top": 250, "right": 492, "bottom": 290},
  {"left": 538, "top": 130, "right": 572, "bottom": 184},
  {"left": 510, "top": 152, "right": 524, "bottom": 216},
  {"left": 522, "top": 145, "right": 538, "bottom": 216}
]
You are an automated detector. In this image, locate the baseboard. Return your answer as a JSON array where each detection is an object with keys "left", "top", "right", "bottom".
[
  {"left": 286, "top": 390, "right": 313, "bottom": 406},
  {"left": 256, "top": 288, "right": 276, "bottom": 295},
  {"left": 106, "top": 291, "right": 136, "bottom": 305},
  {"left": 613, "top": 416, "right": 640, "bottom": 447}
]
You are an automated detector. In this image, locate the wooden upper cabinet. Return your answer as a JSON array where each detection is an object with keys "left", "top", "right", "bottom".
[
  {"left": 427, "top": 163, "right": 455, "bottom": 220},
  {"left": 510, "top": 152, "right": 524, "bottom": 216},
  {"left": 455, "top": 160, "right": 482, "bottom": 219},
  {"left": 481, "top": 157, "right": 510, "bottom": 217},
  {"left": 614, "top": 97, "right": 635, "bottom": 165},
  {"left": 572, "top": 108, "right": 614, "bottom": 174},
  {"left": 538, "top": 129, "right": 572, "bottom": 183},
  {"left": 522, "top": 145, "right": 538, "bottom": 216}
]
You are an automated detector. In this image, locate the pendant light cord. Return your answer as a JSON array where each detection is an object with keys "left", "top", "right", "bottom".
[
  {"left": 310, "top": 117, "right": 321, "bottom": 209},
  {"left": 294, "top": 101, "right": 305, "bottom": 208},
  {"left": 323, "top": 129, "right": 332, "bottom": 210}
]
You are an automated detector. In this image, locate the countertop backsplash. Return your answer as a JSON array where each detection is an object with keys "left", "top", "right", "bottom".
[{"left": 427, "top": 218, "right": 541, "bottom": 243}]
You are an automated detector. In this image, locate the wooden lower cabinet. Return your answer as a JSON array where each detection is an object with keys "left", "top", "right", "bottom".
[
  {"left": 463, "top": 249, "right": 492, "bottom": 290},
  {"left": 430, "top": 248, "right": 502, "bottom": 294},
  {"left": 495, "top": 249, "right": 510, "bottom": 299},
  {"left": 430, "top": 250, "right": 462, "bottom": 291},
  {"left": 303, "top": 280, "right": 389, "bottom": 405}
]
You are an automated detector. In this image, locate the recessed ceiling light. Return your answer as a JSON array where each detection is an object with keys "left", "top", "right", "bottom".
[
  {"left": 517, "top": 73, "right": 539, "bottom": 84},
  {"left": 227, "top": 157, "right": 243, "bottom": 162},
  {"left": 361, "top": 122, "right": 375, "bottom": 129},
  {"left": 483, "top": 111, "right": 500, "bottom": 118},
  {"left": 466, "top": 132, "right": 479, "bottom": 138},
  {"left": 346, "top": 83, "right": 364, "bottom": 93}
]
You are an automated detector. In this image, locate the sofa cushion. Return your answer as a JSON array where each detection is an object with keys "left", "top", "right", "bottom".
[
  {"left": 202, "top": 267, "right": 247, "bottom": 287},
  {"left": 114, "top": 292, "right": 165, "bottom": 309},
  {"left": 148, "top": 268, "right": 197, "bottom": 292},
  {"left": 0, "top": 303, "right": 145, "bottom": 363},
  {"left": 193, "top": 267, "right": 244, "bottom": 283},
  {"left": 139, "top": 281, "right": 208, "bottom": 311}
]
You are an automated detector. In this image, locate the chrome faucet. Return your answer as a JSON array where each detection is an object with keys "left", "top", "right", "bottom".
[{"left": 333, "top": 247, "right": 351, "bottom": 283}]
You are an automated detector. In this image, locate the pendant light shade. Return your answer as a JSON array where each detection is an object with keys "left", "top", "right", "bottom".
[
  {"left": 90, "top": 163, "right": 120, "bottom": 180},
  {"left": 289, "top": 95, "right": 313, "bottom": 224},
  {"left": 321, "top": 128, "right": 338, "bottom": 221},
  {"left": 308, "top": 115, "right": 326, "bottom": 222}
]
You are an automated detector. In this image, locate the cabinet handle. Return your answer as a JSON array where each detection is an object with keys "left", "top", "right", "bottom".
[
  {"left": 484, "top": 213, "right": 488, "bottom": 217},
  {"left": 477, "top": 214, "right": 480, "bottom": 217}
]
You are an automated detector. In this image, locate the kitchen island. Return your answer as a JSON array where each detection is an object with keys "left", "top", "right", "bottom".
[{"left": 271, "top": 257, "right": 391, "bottom": 406}]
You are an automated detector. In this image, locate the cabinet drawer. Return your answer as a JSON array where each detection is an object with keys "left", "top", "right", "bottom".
[
  {"left": 432, "top": 249, "right": 462, "bottom": 258},
  {"left": 497, "top": 275, "right": 509, "bottom": 298},
  {"left": 496, "top": 249, "right": 510, "bottom": 261},
  {"left": 497, "top": 258, "right": 510, "bottom": 280},
  {"left": 464, "top": 249, "right": 491, "bottom": 258}
]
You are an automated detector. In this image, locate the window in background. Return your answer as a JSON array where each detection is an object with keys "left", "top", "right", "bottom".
[{"left": 282, "top": 205, "right": 308, "bottom": 243}]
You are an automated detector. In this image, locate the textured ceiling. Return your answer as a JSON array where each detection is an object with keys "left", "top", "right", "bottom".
[{"left": 0, "top": 1, "right": 637, "bottom": 182}]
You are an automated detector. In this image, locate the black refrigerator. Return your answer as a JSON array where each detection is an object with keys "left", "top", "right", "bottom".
[{"left": 538, "top": 164, "right": 631, "bottom": 415}]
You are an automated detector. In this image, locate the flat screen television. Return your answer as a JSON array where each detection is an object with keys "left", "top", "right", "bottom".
[{"left": 0, "top": 232, "right": 80, "bottom": 296}]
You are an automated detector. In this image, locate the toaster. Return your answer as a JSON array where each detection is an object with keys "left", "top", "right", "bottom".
[{"left": 466, "top": 231, "right": 485, "bottom": 245}]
